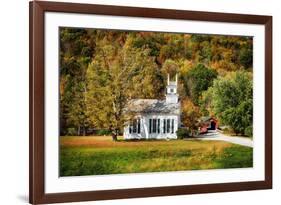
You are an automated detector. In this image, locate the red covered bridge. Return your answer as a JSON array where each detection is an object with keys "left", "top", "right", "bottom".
[{"left": 199, "top": 117, "right": 218, "bottom": 134}]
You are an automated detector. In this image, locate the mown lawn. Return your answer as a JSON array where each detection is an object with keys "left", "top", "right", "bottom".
[{"left": 60, "top": 136, "right": 253, "bottom": 176}]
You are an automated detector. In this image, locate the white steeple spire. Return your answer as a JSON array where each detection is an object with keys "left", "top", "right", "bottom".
[
  {"left": 166, "top": 74, "right": 179, "bottom": 104},
  {"left": 167, "top": 74, "right": 170, "bottom": 85}
]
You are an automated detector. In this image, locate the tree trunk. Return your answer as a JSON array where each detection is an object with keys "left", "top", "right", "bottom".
[
  {"left": 82, "top": 126, "right": 86, "bottom": 136},
  {"left": 190, "top": 129, "right": 194, "bottom": 137},
  {"left": 112, "top": 133, "right": 118, "bottom": 141},
  {"left": 111, "top": 128, "right": 119, "bottom": 141},
  {"left": 77, "top": 126, "right": 81, "bottom": 136}
]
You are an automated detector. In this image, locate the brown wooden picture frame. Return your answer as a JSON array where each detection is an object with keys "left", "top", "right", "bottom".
[{"left": 29, "top": 1, "right": 272, "bottom": 204}]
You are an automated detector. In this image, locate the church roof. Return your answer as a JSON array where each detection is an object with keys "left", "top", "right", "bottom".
[{"left": 126, "top": 99, "right": 180, "bottom": 115}]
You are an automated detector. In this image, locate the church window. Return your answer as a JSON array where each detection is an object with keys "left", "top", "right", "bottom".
[
  {"left": 149, "top": 119, "right": 152, "bottom": 133},
  {"left": 152, "top": 119, "right": 157, "bottom": 133},
  {"left": 163, "top": 119, "right": 166, "bottom": 133},
  {"left": 130, "top": 118, "right": 140, "bottom": 134},
  {"left": 157, "top": 119, "right": 160, "bottom": 133},
  {"left": 137, "top": 119, "right": 141, "bottom": 134},
  {"left": 171, "top": 119, "right": 174, "bottom": 133},
  {"left": 132, "top": 120, "right": 137, "bottom": 133},
  {"left": 167, "top": 119, "right": 171, "bottom": 133}
]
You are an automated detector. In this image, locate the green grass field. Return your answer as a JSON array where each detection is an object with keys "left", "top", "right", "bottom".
[{"left": 60, "top": 136, "right": 253, "bottom": 176}]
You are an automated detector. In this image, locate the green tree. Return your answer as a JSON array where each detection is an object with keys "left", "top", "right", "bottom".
[
  {"left": 184, "top": 64, "right": 217, "bottom": 105},
  {"left": 239, "top": 47, "right": 253, "bottom": 69},
  {"left": 202, "top": 71, "right": 253, "bottom": 135}
]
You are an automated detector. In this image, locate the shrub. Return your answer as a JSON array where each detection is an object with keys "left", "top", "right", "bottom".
[
  {"left": 245, "top": 126, "right": 253, "bottom": 137},
  {"left": 66, "top": 128, "right": 77, "bottom": 136},
  {"left": 176, "top": 128, "right": 189, "bottom": 139},
  {"left": 96, "top": 129, "right": 112, "bottom": 136},
  {"left": 220, "top": 126, "right": 233, "bottom": 135}
]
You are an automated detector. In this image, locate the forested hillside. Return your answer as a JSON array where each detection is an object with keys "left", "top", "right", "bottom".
[{"left": 59, "top": 27, "right": 253, "bottom": 137}]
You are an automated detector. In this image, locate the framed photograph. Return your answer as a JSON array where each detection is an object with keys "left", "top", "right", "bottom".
[{"left": 29, "top": 1, "right": 272, "bottom": 204}]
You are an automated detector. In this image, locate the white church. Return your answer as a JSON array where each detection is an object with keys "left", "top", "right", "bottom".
[{"left": 123, "top": 75, "right": 181, "bottom": 140}]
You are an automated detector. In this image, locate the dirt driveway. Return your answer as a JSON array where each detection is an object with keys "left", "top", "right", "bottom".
[{"left": 196, "top": 131, "right": 253, "bottom": 147}]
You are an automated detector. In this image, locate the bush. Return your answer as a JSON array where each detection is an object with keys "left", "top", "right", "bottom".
[
  {"left": 220, "top": 126, "right": 233, "bottom": 135},
  {"left": 66, "top": 128, "right": 77, "bottom": 136},
  {"left": 245, "top": 126, "right": 253, "bottom": 137},
  {"left": 176, "top": 128, "right": 189, "bottom": 139},
  {"left": 96, "top": 129, "right": 112, "bottom": 136}
]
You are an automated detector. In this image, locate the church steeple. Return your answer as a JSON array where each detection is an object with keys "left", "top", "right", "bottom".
[{"left": 166, "top": 74, "right": 179, "bottom": 104}]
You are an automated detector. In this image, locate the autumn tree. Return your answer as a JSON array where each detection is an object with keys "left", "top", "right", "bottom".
[
  {"left": 161, "top": 59, "right": 180, "bottom": 78},
  {"left": 85, "top": 41, "right": 161, "bottom": 141},
  {"left": 59, "top": 27, "right": 253, "bottom": 136},
  {"left": 59, "top": 28, "right": 94, "bottom": 135},
  {"left": 181, "top": 98, "right": 201, "bottom": 136}
]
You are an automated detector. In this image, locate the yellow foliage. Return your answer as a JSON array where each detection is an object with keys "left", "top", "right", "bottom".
[{"left": 181, "top": 98, "right": 201, "bottom": 135}]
